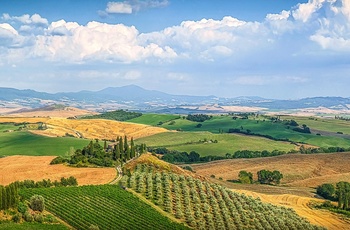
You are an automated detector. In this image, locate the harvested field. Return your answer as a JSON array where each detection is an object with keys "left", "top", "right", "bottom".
[
  {"left": 0, "top": 156, "right": 116, "bottom": 186},
  {"left": 191, "top": 152, "right": 350, "bottom": 187},
  {"left": 0, "top": 117, "right": 168, "bottom": 140},
  {"left": 236, "top": 190, "right": 350, "bottom": 230},
  {"left": 6, "top": 106, "right": 96, "bottom": 118}
]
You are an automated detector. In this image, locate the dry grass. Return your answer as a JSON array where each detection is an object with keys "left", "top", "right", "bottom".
[
  {"left": 6, "top": 106, "right": 96, "bottom": 118},
  {"left": 236, "top": 189, "right": 350, "bottom": 230},
  {"left": 0, "top": 117, "right": 168, "bottom": 140},
  {"left": 0, "top": 155, "right": 116, "bottom": 186},
  {"left": 191, "top": 152, "right": 350, "bottom": 188}
]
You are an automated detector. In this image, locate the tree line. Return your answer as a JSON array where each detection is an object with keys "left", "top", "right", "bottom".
[
  {"left": 317, "top": 181, "right": 350, "bottom": 210},
  {"left": 81, "top": 109, "right": 142, "bottom": 121},
  {"left": 0, "top": 182, "right": 18, "bottom": 211},
  {"left": 238, "top": 170, "right": 283, "bottom": 185},
  {"left": 53, "top": 136, "right": 147, "bottom": 167}
]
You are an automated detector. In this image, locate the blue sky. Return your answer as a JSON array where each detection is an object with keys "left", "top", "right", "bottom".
[{"left": 0, "top": 0, "right": 349, "bottom": 99}]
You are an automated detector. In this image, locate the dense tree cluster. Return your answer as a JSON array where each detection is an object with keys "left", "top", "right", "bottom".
[
  {"left": 66, "top": 136, "right": 147, "bottom": 167},
  {"left": 148, "top": 147, "right": 224, "bottom": 163},
  {"left": 81, "top": 110, "right": 142, "bottom": 121},
  {"left": 0, "top": 182, "right": 19, "bottom": 211},
  {"left": 238, "top": 171, "right": 253, "bottom": 184},
  {"left": 16, "top": 177, "right": 78, "bottom": 189},
  {"left": 186, "top": 114, "right": 212, "bottom": 122},
  {"left": 316, "top": 181, "right": 350, "bottom": 211},
  {"left": 257, "top": 170, "right": 283, "bottom": 185},
  {"left": 292, "top": 124, "right": 311, "bottom": 134}
]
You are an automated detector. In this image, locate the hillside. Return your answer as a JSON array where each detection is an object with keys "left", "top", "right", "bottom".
[
  {"left": 191, "top": 152, "right": 350, "bottom": 188},
  {"left": 120, "top": 158, "right": 325, "bottom": 230},
  {"left": 0, "top": 117, "right": 168, "bottom": 140}
]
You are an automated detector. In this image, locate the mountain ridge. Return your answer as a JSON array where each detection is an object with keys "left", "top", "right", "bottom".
[{"left": 1, "top": 85, "right": 350, "bottom": 113}]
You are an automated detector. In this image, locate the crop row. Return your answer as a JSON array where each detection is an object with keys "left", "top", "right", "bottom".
[
  {"left": 123, "top": 164, "right": 325, "bottom": 230},
  {"left": 19, "top": 185, "right": 188, "bottom": 230}
]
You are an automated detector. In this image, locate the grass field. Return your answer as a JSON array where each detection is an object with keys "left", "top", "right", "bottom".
[
  {"left": 0, "top": 125, "right": 89, "bottom": 156},
  {"left": 136, "top": 131, "right": 295, "bottom": 156},
  {"left": 19, "top": 185, "right": 189, "bottom": 230},
  {"left": 0, "top": 222, "right": 69, "bottom": 230},
  {"left": 290, "top": 116, "right": 350, "bottom": 134},
  {"left": 128, "top": 113, "right": 181, "bottom": 126},
  {"left": 157, "top": 116, "right": 350, "bottom": 148}
]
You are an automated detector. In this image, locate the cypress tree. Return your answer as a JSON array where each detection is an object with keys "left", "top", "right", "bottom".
[
  {"left": 104, "top": 140, "right": 107, "bottom": 151},
  {"left": 0, "top": 186, "right": 3, "bottom": 210},
  {"left": 119, "top": 136, "right": 124, "bottom": 154},
  {"left": 124, "top": 136, "right": 128, "bottom": 153},
  {"left": 116, "top": 146, "right": 120, "bottom": 160}
]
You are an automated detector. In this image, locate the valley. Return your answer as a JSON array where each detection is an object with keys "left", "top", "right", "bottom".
[{"left": 1, "top": 105, "right": 350, "bottom": 230}]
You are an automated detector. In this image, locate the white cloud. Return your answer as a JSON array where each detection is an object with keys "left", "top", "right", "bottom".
[
  {"left": 106, "top": 2, "right": 132, "bottom": 14},
  {"left": 2, "top": 13, "right": 48, "bottom": 26},
  {"left": 104, "top": 0, "right": 169, "bottom": 14}
]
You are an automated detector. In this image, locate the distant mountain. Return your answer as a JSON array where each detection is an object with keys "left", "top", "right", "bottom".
[{"left": 0, "top": 85, "right": 350, "bottom": 113}]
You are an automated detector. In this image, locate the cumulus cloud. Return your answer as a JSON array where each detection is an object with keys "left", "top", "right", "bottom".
[
  {"left": 106, "top": 2, "right": 132, "bottom": 14},
  {"left": 1, "top": 0, "right": 350, "bottom": 68},
  {"left": 2, "top": 13, "right": 48, "bottom": 26},
  {"left": 103, "top": 0, "right": 169, "bottom": 14}
]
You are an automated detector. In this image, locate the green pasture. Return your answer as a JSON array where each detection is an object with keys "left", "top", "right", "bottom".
[
  {"left": 0, "top": 125, "right": 89, "bottom": 156},
  {"left": 136, "top": 131, "right": 295, "bottom": 156},
  {"left": 289, "top": 116, "right": 350, "bottom": 135},
  {"left": 157, "top": 115, "right": 350, "bottom": 148},
  {"left": 127, "top": 113, "right": 181, "bottom": 126}
]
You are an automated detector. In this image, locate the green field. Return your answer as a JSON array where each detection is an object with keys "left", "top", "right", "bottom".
[
  {"left": 128, "top": 113, "right": 181, "bottom": 126},
  {"left": 155, "top": 116, "right": 350, "bottom": 148},
  {"left": 0, "top": 125, "right": 89, "bottom": 156},
  {"left": 290, "top": 116, "right": 350, "bottom": 135},
  {"left": 0, "top": 222, "right": 69, "bottom": 230},
  {"left": 136, "top": 131, "right": 295, "bottom": 156},
  {"left": 19, "top": 185, "right": 188, "bottom": 230}
]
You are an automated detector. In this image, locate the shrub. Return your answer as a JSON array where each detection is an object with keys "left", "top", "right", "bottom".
[
  {"left": 89, "top": 225, "right": 100, "bottom": 230},
  {"left": 34, "top": 213, "right": 43, "bottom": 223},
  {"left": 12, "top": 213, "right": 22, "bottom": 223},
  {"left": 30, "top": 195, "right": 45, "bottom": 212},
  {"left": 17, "top": 202, "right": 28, "bottom": 215},
  {"left": 316, "top": 183, "right": 335, "bottom": 200},
  {"left": 50, "top": 156, "right": 68, "bottom": 165},
  {"left": 24, "top": 211, "right": 34, "bottom": 222}
]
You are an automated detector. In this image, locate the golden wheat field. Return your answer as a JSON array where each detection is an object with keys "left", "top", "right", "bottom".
[
  {"left": 0, "top": 117, "right": 168, "bottom": 140},
  {"left": 0, "top": 156, "right": 116, "bottom": 186},
  {"left": 236, "top": 190, "right": 350, "bottom": 230}
]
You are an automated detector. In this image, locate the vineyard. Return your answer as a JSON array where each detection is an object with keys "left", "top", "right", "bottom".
[
  {"left": 121, "top": 164, "right": 326, "bottom": 230},
  {"left": 19, "top": 185, "right": 188, "bottom": 230}
]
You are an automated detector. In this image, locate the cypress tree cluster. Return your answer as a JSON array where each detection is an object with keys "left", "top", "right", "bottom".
[{"left": 0, "top": 182, "right": 19, "bottom": 210}]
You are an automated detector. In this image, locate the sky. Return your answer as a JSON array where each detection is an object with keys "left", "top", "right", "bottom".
[{"left": 0, "top": 0, "right": 349, "bottom": 99}]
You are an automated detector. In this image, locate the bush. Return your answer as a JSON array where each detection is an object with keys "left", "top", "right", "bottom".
[
  {"left": 182, "top": 165, "right": 193, "bottom": 172},
  {"left": 17, "top": 202, "right": 28, "bottom": 215},
  {"left": 34, "top": 213, "right": 43, "bottom": 223},
  {"left": 50, "top": 156, "right": 68, "bottom": 165},
  {"left": 89, "top": 225, "right": 100, "bottom": 230},
  {"left": 24, "top": 211, "right": 34, "bottom": 222},
  {"left": 316, "top": 183, "right": 335, "bottom": 200},
  {"left": 12, "top": 213, "right": 22, "bottom": 223},
  {"left": 30, "top": 195, "right": 45, "bottom": 212}
]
